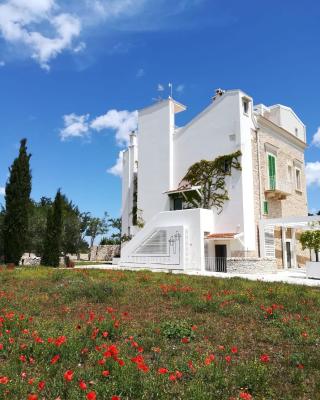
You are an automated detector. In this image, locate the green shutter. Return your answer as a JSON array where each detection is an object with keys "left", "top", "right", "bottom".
[
  {"left": 263, "top": 201, "right": 269, "bottom": 215},
  {"left": 268, "top": 154, "right": 276, "bottom": 189}
]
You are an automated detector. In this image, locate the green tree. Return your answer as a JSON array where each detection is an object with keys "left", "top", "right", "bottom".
[
  {"left": 86, "top": 214, "right": 109, "bottom": 258},
  {"left": 181, "top": 150, "right": 241, "bottom": 213},
  {"left": 27, "top": 197, "right": 52, "bottom": 255},
  {"left": 299, "top": 230, "right": 320, "bottom": 262},
  {"left": 42, "top": 190, "right": 63, "bottom": 267},
  {"left": 108, "top": 217, "right": 122, "bottom": 245},
  {"left": 3, "top": 139, "right": 32, "bottom": 265}
]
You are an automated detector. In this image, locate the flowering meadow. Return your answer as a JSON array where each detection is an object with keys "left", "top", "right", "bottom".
[{"left": 0, "top": 268, "right": 320, "bottom": 399}]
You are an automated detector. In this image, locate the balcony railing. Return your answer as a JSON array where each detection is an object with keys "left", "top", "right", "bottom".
[
  {"left": 265, "top": 176, "right": 292, "bottom": 199},
  {"left": 205, "top": 257, "right": 227, "bottom": 273}
]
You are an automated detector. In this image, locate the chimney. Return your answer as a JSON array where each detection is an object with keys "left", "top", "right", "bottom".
[{"left": 212, "top": 88, "right": 225, "bottom": 102}]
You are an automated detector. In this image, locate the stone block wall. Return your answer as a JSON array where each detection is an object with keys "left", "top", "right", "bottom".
[
  {"left": 227, "top": 257, "right": 277, "bottom": 274},
  {"left": 90, "top": 245, "right": 121, "bottom": 262}
]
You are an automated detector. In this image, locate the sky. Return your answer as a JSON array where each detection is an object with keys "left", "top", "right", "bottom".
[{"left": 0, "top": 0, "right": 319, "bottom": 218}]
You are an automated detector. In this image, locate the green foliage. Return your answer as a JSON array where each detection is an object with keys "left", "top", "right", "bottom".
[
  {"left": 182, "top": 150, "right": 242, "bottom": 213},
  {"left": 161, "top": 320, "right": 195, "bottom": 340},
  {"left": 42, "top": 189, "right": 63, "bottom": 267},
  {"left": 299, "top": 230, "right": 320, "bottom": 262},
  {"left": 86, "top": 214, "right": 109, "bottom": 249},
  {"left": 3, "top": 138, "right": 32, "bottom": 265}
]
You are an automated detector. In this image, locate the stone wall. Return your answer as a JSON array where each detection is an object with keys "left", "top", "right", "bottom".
[
  {"left": 227, "top": 257, "right": 277, "bottom": 274},
  {"left": 90, "top": 245, "right": 121, "bottom": 262}
]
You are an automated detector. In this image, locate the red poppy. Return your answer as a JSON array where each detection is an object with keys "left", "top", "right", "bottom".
[
  {"left": 181, "top": 337, "right": 190, "bottom": 344},
  {"left": 86, "top": 391, "right": 97, "bottom": 400},
  {"left": 0, "top": 344, "right": 3, "bottom": 350},
  {"left": 19, "top": 355, "right": 27, "bottom": 362},
  {"left": 102, "top": 370, "right": 110, "bottom": 377},
  {"left": 239, "top": 392, "right": 252, "bottom": 400},
  {"left": 79, "top": 380, "right": 87, "bottom": 390},
  {"left": 50, "top": 354, "right": 60, "bottom": 364},
  {"left": 260, "top": 354, "right": 270, "bottom": 363},
  {"left": 231, "top": 346, "right": 238, "bottom": 354},
  {"left": 0, "top": 376, "right": 9, "bottom": 384},
  {"left": 225, "top": 355, "right": 231, "bottom": 363},
  {"left": 64, "top": 370, "right": 74, "bottom": 382},
  {"left": 158, "top": 368, "right": 168, "bottom": 374},
  {"left": 38, "top": 381, "right": 45, "bottom": 391},
  {"left": 111, "top": 396, "right": 121, "bottom": 400},
  {"left": 27, "top": 395, "right": 38, "bottom": 400}
]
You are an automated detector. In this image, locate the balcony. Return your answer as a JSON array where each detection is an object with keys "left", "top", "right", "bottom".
[{"left": 265, "top": 176, "right": 292, "bottom": 200}]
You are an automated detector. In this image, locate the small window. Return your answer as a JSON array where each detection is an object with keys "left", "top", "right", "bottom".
[
  {"left": 223, "top": 159, "right": 231, "bottom": 173},
  {"left": 242, "top": 99, "right": 249, "bottom": 114},
  {"left": 295, "top": 128, "right": 298, "bottom": 137},
  {"left": 287, "top": 165, "right": 292, "bottom": 192},
  {"left": 263, "top": 201, "right": 269, "bottom": 215},
  {"left": 173, "top": 197, "right": 183, "bottom": 211},
  {"left": 295, "top": 168, "right": 302, "bottom": 191}
]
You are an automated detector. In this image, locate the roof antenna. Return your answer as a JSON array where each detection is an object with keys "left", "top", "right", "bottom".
[{"left": 168, "top": 82, "right": 173, "bottom": 98}]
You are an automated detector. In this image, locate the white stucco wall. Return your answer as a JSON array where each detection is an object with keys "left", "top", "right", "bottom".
[
  {"left": 269, "top": 105, "right": 306, "bottom": 142},
  {"left": 173, "top": 91, "right": 256, "bottom": 251},
  {"left": 120, "top": 208, "right": 214, "bottom": 271},
  {"left": 137, "top": 100, "right": 176, "bottom": 224}
]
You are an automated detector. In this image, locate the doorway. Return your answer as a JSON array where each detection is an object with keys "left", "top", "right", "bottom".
[
  {"left": 286, "top": 241, "right": 292, "bottom": 268},
  {"left": 215, "top": 244, "right": 227, "bottom": 272}
]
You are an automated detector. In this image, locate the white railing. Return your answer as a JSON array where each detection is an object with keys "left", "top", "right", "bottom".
[
  {"left": 267, "top": 176, "right": 292, "bottom": 195},
  {"left": 205, "top": 257, "right": 227, "bottom": 272}
]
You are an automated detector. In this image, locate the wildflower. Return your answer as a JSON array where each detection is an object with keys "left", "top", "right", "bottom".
[
  {"left": 86, "top": 391, "right": 97, "bottom": 400},
  {"left": 169, "top": 374, "right": 177, "bottom": 381},
  {"left": 38, "top": 381, "right": 46, "bottom": 391},
  {"left": 102, "top": 370, "right": 110, "bottom": 377},
  {"left": 27, "top": 395, "right": 38, "bottom": 400},
  {"left": 19, "top": 355, "right": 27, "bottom": 362},
  {"left": 231, "top": 346, "right": 238, "bottom": 354},
  {"left": 111, "top": 396, "right": 120, "bottom": 400},
  {"left": 50, "top": 354, "right": 60, "bottom": 364},
  {"left": 79, "top": 380, "right": 87, "bottom": 390},
  {"left": 181, "top": 337, "right": 190, "bottom": 344},
  {"left": 260, "top": 354, "right": 270, "bottom": 363},
  {"left": 0, "top": 344, "right": 3, "bottom": 350},
  {"left": 158, "top": 368, "right": 168, "bottom": 374},
  {"left": 64, "top": 370, "right": 74, "bottom": 382},
  {"left": 0, "top": 376, "right": 9, "bottom": 384},
  {"left": 239, "top": 392, "right": 252, "bottom": 400},
  {"left": 225, "top": 355, "right": 231, "bottom": 363},
  {"left": 297, "top": 363, "right": 304, "bottom": 369}
]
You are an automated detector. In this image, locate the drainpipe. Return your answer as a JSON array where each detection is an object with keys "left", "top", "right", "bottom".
[{"left": 256, "top": 128, "right": 263, "bottom": 256}]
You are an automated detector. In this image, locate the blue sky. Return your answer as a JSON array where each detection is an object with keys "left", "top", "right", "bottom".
[{"left": 0, "top": 0, "right": 319, "bottom": 218}]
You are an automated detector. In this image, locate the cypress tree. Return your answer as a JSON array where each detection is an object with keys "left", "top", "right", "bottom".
[
  {"left": 3, "top": 138, "right": 32, "bottom": 265},
  {"left": 42, "top": 189, "right": 63, "bottom": 267}
]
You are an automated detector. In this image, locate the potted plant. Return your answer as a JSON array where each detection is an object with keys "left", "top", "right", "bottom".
[{"left": 299, "top": 230, "right": 320, "bottom": 279}]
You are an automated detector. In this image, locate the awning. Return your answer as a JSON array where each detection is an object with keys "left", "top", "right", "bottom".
[
  {"left": 164, "top": 185, "right": 202, "bottom": 195},
  {"left": 205, "top": 232, "right": 237, "bottom": 240}
]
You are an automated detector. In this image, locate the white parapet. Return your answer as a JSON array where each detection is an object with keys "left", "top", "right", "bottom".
[{"left": 120, "top": 208, "right": 214, "bottom": 272}]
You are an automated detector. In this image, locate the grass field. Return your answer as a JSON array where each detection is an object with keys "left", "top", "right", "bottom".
[{"left": 0, "top": 267, "right": 319, "bottom": 400}]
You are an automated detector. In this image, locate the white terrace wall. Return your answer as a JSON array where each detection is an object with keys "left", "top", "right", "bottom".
[{"left": 173, "top": 91, "right": 256, "bottom": 252}]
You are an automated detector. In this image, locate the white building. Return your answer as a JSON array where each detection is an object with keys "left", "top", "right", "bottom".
[{"left": 120, "top": 89, "right": 313, "bottom": 273}]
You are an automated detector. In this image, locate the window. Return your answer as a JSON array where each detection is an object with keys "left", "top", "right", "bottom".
[
  {"left": 287, "top": 165, "right": 292, "bottom": 191},
  {"left": 173, "top": 197, "right": 183, "bottom": 210},
  {"left": 223, "top": 159, "right": 231, "bottom": 173},
  {"left": 295, "top": 127, "right": 299, "bottom": 137},
  {"left": 295, "top": 168, "right": 302, "bottom": 191},
  {"left": 263, "top": 201, "right": 269, "bottom": 215},
  {"left": 242, "top": 98, "right": 249, "bottom": 114},
  {"left": 267, "top": 153, "right": 276, "bottom": 190}
]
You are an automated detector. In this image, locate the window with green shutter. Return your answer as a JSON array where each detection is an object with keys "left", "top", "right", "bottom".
[
  {"left": 263, "top": 201, "right": 269, "bottom": 215},
  {"left": 268, "top": 154, "right": 276, "bottom": 190}
]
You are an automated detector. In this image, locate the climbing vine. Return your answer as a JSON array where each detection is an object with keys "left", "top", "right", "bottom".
[{"left": 181, "top": 150, "right": 242, "bottom": 213}]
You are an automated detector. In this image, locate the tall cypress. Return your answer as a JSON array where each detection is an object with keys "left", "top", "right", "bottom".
[
  {"left": 3, "top": 138, "right": 32, "bottom": 265},
  {"left": 42, "top": 190, "right": 63, "bottom": 267}
]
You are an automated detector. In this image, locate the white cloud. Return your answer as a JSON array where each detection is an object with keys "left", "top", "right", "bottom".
[
  {"left": 136, "top": 68, "right": 145, "bottom": 78},
  {"left": 312, "top": 127, "right": 320, "bottom": 147},
  {"left": 0, "top": 187, "right": 5, "bottom": 196},
  {"left": 107, "top": 150, "right": 124, "bottom": 177},
  {"left": 0, "top": 0, "right": 82, "bottom": 70},
  {"left": 157, "top": 83, "right": 165, "bottom": 92},
  {"left": 91, "top": 109, "right": 138, "bottom": 146},
  {"left": 59, "top": 113, "right": 90, "bottom": 140},
  {"left": 176, "top": 84, "right": 185, "bottom": 93},
  {"left": 306, "top": 162, "right": 320, "bottom": 187}
]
